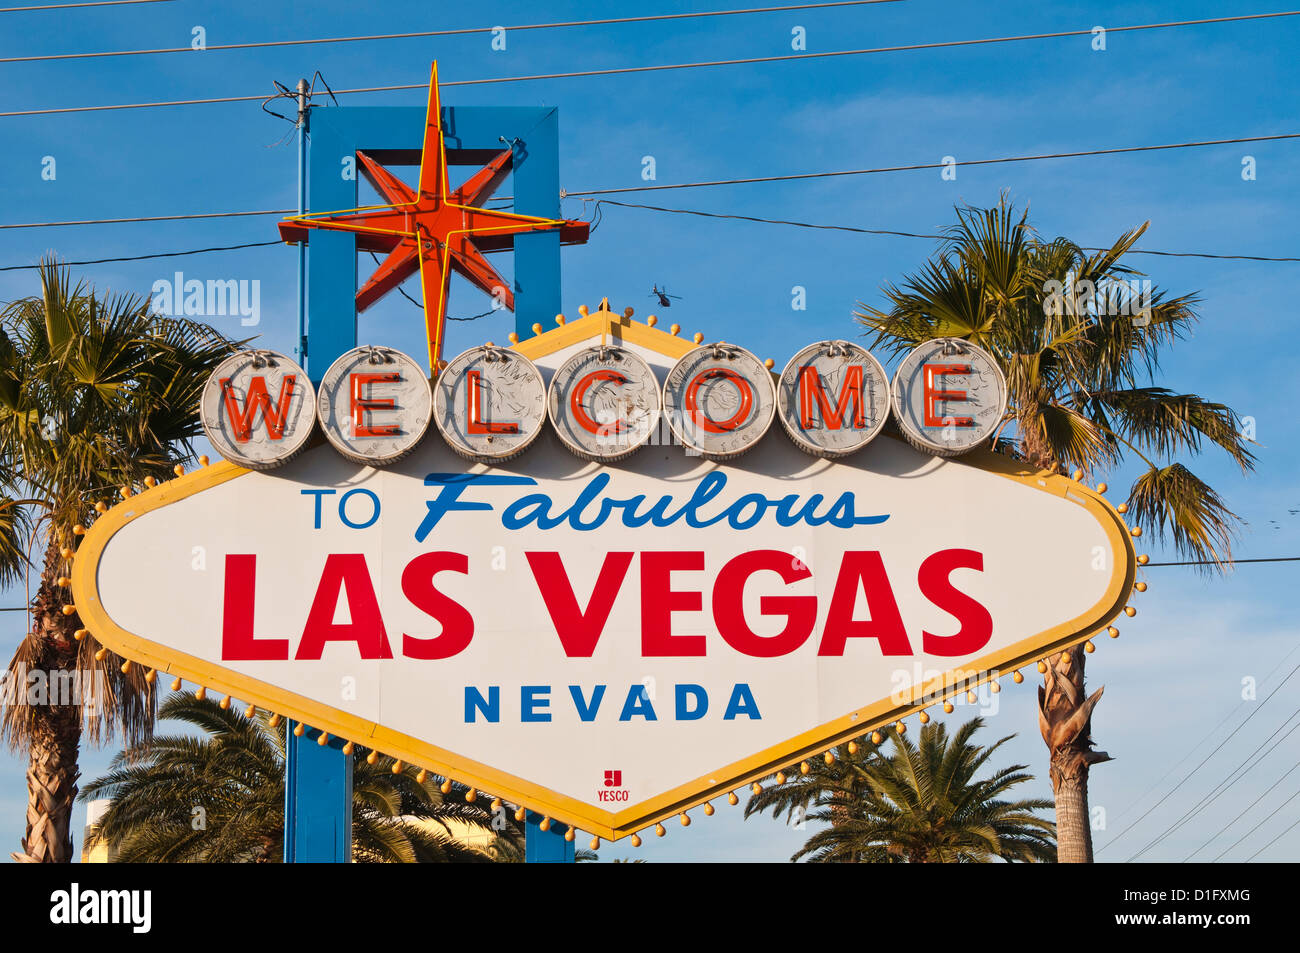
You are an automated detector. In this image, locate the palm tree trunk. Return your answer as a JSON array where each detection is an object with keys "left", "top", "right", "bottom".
[
  {"left": 11, "top": 547, "right": 83, "bottom": 863},
  {"left": 1038, "top": 645, "right": 1111, "bottom": 863}
]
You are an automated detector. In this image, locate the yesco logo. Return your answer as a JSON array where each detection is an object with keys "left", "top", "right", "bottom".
[
  {"left": 49, "top": 883, "right": 151, "bottom": 934},
  {"left": 199, "top": 336, "right": 1007, "bottom": 471}
]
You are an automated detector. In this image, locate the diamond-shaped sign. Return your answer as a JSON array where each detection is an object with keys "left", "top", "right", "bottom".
[{"left": 72, "top": 309, "right": 1134, "bottom": 841}]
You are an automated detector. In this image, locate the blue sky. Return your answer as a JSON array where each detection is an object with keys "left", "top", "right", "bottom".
[{"left": 1, "top": 0, "right": 1297, "bottom": 862}]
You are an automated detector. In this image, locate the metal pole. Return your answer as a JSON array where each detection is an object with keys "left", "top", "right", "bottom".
[{"left": 284, "top": 77, "right": 353, "bottom": 862}]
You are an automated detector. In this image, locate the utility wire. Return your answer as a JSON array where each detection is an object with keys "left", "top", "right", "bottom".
[
  {"left": 0, "top": 240, "right": 281, "bottom": 272},
  {"left": 1148, "top": 714, "right": 1300, "bottom": 861},
  {"left": 1110, "top": 639, "right": 1300, "bottom": 830},
  {"left": 590, "top": 200, "right": 1300, "bottom": 263},
  {"left": 1245, "top": 808, "right": 1300, "bottom": 861},
  {"left": 1126, "top": 694, "right": 1300, "bottom": 861},
  {"left": 563, "top": 134, "right": 1300, "bottom": 197},
  {"left": 0, "top": 0, "right": 171, "bottom": 10},
  {"left": 0, "top": 209, "right": 292, "bottom": 230},
  {"left": 0, "top": 1, "right": 903, "bottom": 63},
  {"left": 3, "top": 12, "right": 1297, "bottom": 117},
  {"left": 1192, "top": 758, "right": 1300, "bottom": 861},
  {"left": 3, "top": 131, "right": 1298, "bottom": 244},
  {"left": 1096, "top": 659, "right": 1300, "bottom": 855},
  {"left": 1146, "top": 556, "right": 1300, "bottom": 566}
]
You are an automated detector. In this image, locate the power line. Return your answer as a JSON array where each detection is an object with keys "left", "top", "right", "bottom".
[
  {"left": 1096, "top": 659, "right": 1300, "bottom": 856},
  {"left": 0, "top": 0, "right": 172, "bottom": 11},
  {"left": 591, "top": 199, "right": 1300, "bottom": 263},
  {"left": 1126, "top": 695, "right": 1300, "bottom": 861},
  {"left": 0, "top": 240, "right": 282, "bottom": 272},
  {"left": 564, "top": 134, "right": 1300, "bottom": 197},
  {"left": 0, "top": 209, "right": 292, "bottom": 230},
  {"left": 1193, "top": 758, "right": 1300, "bottom": 860},
  {"left": 0, "top": 1, "right": 904, "bottom": 63},
  {"left": 1109, "top": 639, "right": 1300, "bottom": 832},
  {"left": 1244, "top": 808, "right": 1300, "bottom": 861},
  {"left": 1148, "top": 714, "right": 1300, "bottom": 860},
  {"left": 1146, "top": 556, "right": 1300, "bottom": 566},
  {"left": 3, "top": 131, "right": 1297, "bottom": 241},
  {"left": 4, "top": 12, "right": 1297, "bottom": 118}
]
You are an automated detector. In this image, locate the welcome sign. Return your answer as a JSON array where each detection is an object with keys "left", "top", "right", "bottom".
[{"left": 72, "top": 306, "right": 1135, "bottom": 841}]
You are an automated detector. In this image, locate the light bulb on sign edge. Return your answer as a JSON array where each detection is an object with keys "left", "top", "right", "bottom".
[
  {"left": 727, "top": 792, "right": 738, "bottom": 806},
  {"left": 943, "top": 701, "right": 954, "bottom": 714},
  {"left": 1013, "top": 670, "right": 1024, "bottom": 683},
  {"left": 654, "top": 823, "right": 665, "bottom": 837}
]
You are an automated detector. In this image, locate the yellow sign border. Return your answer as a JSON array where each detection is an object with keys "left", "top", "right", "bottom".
[{"left": 72, "top": 308, "right": 1136, "bottom": 842}]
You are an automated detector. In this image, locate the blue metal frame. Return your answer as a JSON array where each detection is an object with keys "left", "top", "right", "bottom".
[{"left": 284, "top": 100, "right": 569, "bottom": 863}]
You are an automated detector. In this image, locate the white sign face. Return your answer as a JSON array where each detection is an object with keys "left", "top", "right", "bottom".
[
  {"left": 547, "top": 345, "right": 660, "bottom": 462},
  {"left": 77, "top": 328, "right": 1131, "bottom": 841},
  {"left": 200, "top": 350, "right": 316, "bottom": 470},
  {"left": 777, "top": 341, "right": 890, "bottom": 458},
  {"left": 662, "top": 343, "right": 775, "bottom": 460},
  {"left": 317, "top": 346, "right": 433, "bottom": 466},
  {"left": 892, "top": 338, "right": 1007, "bottom": 457},
  {"left": 433, "top": 345, "right": 547, "bottom": 463}
]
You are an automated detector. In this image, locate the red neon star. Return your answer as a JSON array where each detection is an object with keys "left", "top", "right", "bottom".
[{"left": 278, "top": 62, "right": 589, "bottom": 371}]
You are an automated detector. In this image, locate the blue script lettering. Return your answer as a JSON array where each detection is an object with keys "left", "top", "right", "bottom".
[{"left": 418, "top": 471, "right": 887, "bottom": 539}]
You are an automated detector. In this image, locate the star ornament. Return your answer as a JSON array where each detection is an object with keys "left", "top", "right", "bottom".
[{"left": 278, "top": 62, "right": 589, "bottom": 372}]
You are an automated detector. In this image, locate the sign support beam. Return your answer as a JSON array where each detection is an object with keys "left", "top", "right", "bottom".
[{"left": 285, "top": 94, "right": 570, "bottom": 864}]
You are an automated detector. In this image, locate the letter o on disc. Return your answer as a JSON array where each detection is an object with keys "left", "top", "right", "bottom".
[
  {"left": 891, "top": 338, "right": 1007, "bottom": 457},
  {"left": 200, "top": 349, "right": 316, "bottom": 470},
  {"left": 316, "top": 346, "right": 432, "bottom": 466},
  {"left": 548, "top": 345, "right": 661, "bottom": 462},
  {"left": 662, "top": 343, "right": 775, "bottom": 460},
  {"left": 434, "top": 345, "right": 547, "bottom": 463},
  {"left": 777, "top": 341, "right": 890, "bottom": 458}
]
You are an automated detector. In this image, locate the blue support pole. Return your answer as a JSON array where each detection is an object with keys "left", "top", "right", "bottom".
[
  {"left": 524, "top": 812, "right": 574, "bottom": 863},
  {"left": 284, "top": 86, "right": 354, "bottom": 863},
  {"left": 288, "top": 96, "right": 573, "bottom": 863}
]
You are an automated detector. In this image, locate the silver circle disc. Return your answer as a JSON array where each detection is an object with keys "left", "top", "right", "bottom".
[
  {"left": 433, "top": 345, "right": 547, "bottom": 463},
  {"left": 891, "top": 338, "right": 1008, "bottom": 457},
  {"left": 200, "top": 350, "right": 316, "bottom": 470},
  {"left": 777, "top": 341, "right": 890, "bottom": 458},
  {"left": 316, "top": 346, "right": 433, "bottom": 466},
  {"left": 662, "top": 343, "right": 775, "bottom": 460},
  {"left": 547, "top": 345, "right": 661, "bottom": 462}
]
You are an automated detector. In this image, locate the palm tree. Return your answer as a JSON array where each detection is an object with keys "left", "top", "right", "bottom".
[
  {"left": 857, "top": 199, "right": 1254, "bottom": 861},
  {"left": 0, "top": 260, "right": 236, "bottom": 862},
  {"left": 81, "top": 692, "right": 522, "bottom": 862},
  {"left": 754, "top": 719, "right": 1054, "bottom": 863},
  {"left": 745, "top": 739, "right": 878, "bottom": 843}
]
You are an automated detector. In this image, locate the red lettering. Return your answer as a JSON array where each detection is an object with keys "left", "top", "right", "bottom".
[
  {"left": 526, "top": 551, "right": 633, "bottom": 657},
  {"left": 684, "top": 369, "right": 753, "bottom": 433},
  {"left": 351, "top": 372, "right": 401, "bottom": 438},
  {"left": 221, "top": 554, "right": 289, "bottom": 660},
  {"left": 296, "top": 554, "right": 393, "bottom": 660},
  {"left": 919, "top": 548, "right": 992, "bottom": 656},
  {"left": 570, "top": 370, "right": 631, "bottom": 435},
  {"left": 712, "top": 550, "right": 816, "bottom": 657},
  {"left": 819, "top": 551, "right": 912, "bottom": 656},
  {"left": 466, "top": 369, "right": 519, "bottom": 434},
  {"left": 401, "top": 551, "right": 475, "bottom": 660},
  {"left": 220, "top": 375, "right": 297, "bottom": 441},
  {"left": 799, "top": 364, "right": 866, "bottom": 430},
  {"left": 923, "top": 363, "right": 974, "bottom": 428},
  {"left": 640, "top": 551, "right": 706, "bottom": 656}
]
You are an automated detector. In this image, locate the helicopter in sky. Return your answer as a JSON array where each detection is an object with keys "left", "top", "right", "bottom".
[{"left": 649, "top": 284, "right": 682, "bottom": 308}]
